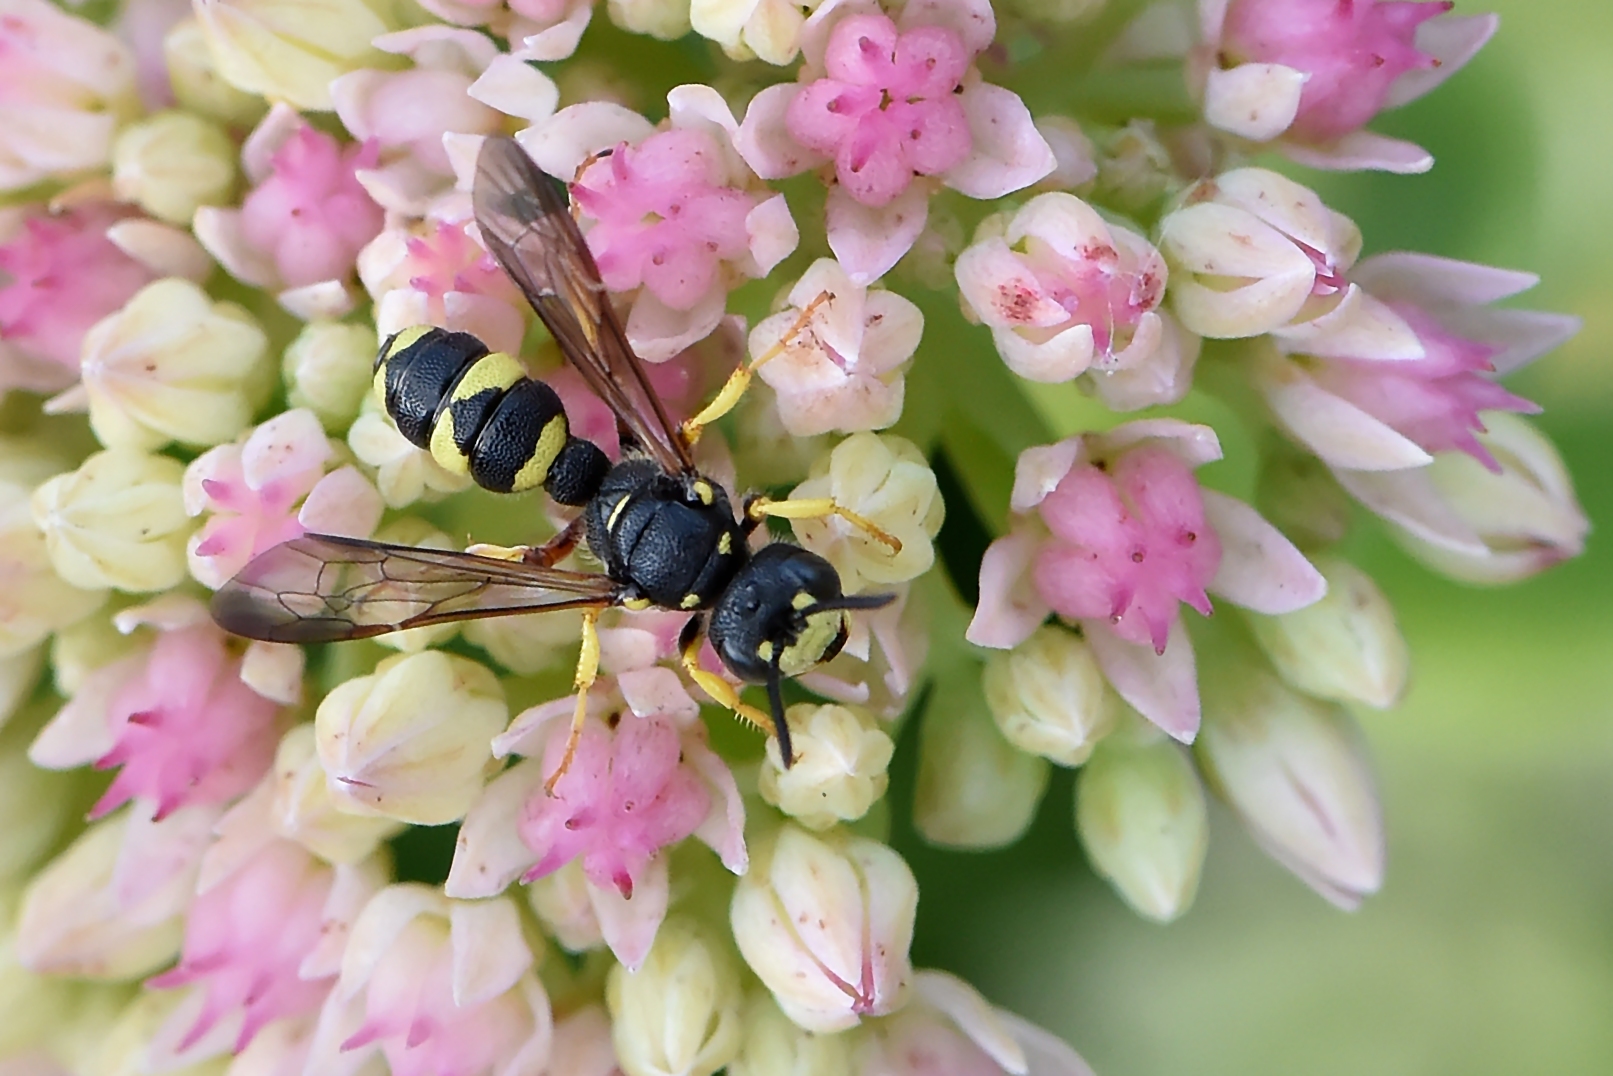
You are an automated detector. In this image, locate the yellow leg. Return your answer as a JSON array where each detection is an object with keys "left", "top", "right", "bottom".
[
  {"left": 748, "top": 496, "right": 903, "bottom": 554},
  {"left": 545, "top": 607, "right": 602, "bottom": 795},
  {"left": 681, "top": 293, "right": 832, "bottom": 446},
  {"left": 680, "top": 633, "right": 777, "bottom": 738}
]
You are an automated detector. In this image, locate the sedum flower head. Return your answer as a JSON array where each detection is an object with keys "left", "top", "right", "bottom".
[{"left": 0, "top": 0, "right": 1581, "bottom": 1069}]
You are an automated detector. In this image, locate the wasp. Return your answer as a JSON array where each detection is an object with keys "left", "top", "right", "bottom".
[{"left": 212, "top": 136, "right": 900, "bottom": 785}]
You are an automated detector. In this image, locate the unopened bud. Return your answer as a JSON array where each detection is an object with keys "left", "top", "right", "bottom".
[
  {"left": 526, "top": 859, "right": 604, "bottom": 953},
  {"left": 728, "top": 990, "right": 852, "bottom": 1076},
  {"left": 315, "top": 650, "right": 506, "bottom": 825},
  {"left": 759, "top": 703, "right": 894, "bottom": 831},
  {"left": 283, "top": 320, "right": 379, "bottom": 430},
  {"left": 76, "top": 278, "right": 270, "bottom": 452},
  {"left": 1249, "top": 554, "right": 1408, "bottom": 708},
  {"left": 915, "top": 665, "right": 1049, "bottom": 849},
  {"left": 1197, "top": 664, "right": 1384, "bottom": 908},
  {"left": 268, "top": 723, "right": 402, "bottom": 864},
  {"left": 192, "top": 0, "right": 399, "bottom": 111},
  {"left": 983, "top": 626, "right": 1118, "bottom": 766},
  {"left": 731, "top": 824, "right": 915, "bottom": 1033},
  {"left": 162, "top": 18, "right": 267, "bottom": 127},
  {"left": 32, "top": 449, "right": 191, "bottom": 593},
  {"left": 607, "top": 914, "right": 744, "bottom": 1076},
  {"left": 1076, "top": 721, "right": 1208, "bottom": 922},
  {"left": 111, "top": 111, "right": 237, "bottom": 226}
]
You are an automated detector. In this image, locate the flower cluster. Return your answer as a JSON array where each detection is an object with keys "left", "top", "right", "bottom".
[{"left": 0, "top": 0, "right": 1582, "bottom": 1072}]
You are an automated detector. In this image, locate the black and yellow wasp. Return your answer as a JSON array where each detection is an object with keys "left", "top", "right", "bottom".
[{"left": 211, "top": 135, "right": 898, "bottom": 781}]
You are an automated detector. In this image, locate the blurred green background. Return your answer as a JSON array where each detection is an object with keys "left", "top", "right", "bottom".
[{"left": 895, "top": 3, "right": 1613, "bottom": 1073}]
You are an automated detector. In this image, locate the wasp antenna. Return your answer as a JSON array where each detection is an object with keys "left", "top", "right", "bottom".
[
  {"left": 808, "top": 591, "right": 898, "bottom": 615},
  {"left": 765, "top": 661, "right": 794, "bottom": 769}
]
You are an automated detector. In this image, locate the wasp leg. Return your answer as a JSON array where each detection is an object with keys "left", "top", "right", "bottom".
[
  {"left": 681, "top": 292, "right": 831, "bottom": 446},
  {"left": 678, "top": 620, "right": 777, "bottom": 738},
  {"left": 466, "top": 515, "right": 586, "bottom": 567},
  {"left": 744, "top": 495, "right": 903, "bottom": 554},
  {"left": 544, "top": 606, "right": 602, "bottom": 795}
]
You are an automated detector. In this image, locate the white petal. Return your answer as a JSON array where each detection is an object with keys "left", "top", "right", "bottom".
[
  {"left": 1201, "top": 490, "right": 1326, "bottom": 613},
  {"left": 469, "top": 55, "right": 559, "bottom": 123},
  {"left": 993, "top": 324, "right": 1096, "bottom": 383},
  {"left": 1009, "top": 439, "right": 1083, "bottom": 512},
  {"left": 626, "top": 285, "right": 725, "bottom": 361},
  {"left": 965, "top": 532, "right": 1050, "bottom": 650},
  {"left": 1202, "top": 63, "right": 1307, "bottom": 142},
  {"left": 734, "top": 83, "right": 821, "bottom": 179},
  {"left": 945, "top": 82, "right": 1056, "bottom": 201},
  {"left": 1351, "top": 251, "right": 1538, "bottom": 307},
  {"left": 450, "top": 897, "right": 533, "bottom": 1007},
  {"left": 1385, "top": 13, "right": 1499, "bottom": 108},
  {"left": 1282, "top": 130, "right": 1432, "bottom": 175},
  {"left": 745, "top": 193, "right": 799, "bottom": 276},
  {"left": 1331, "top": 467, "right": 1488, "bottom": 554},
  {"left": 517, "top": 102, "right": 655, "bottom": 182},
  {"left": 913, "top": 971, "right": 1027, "bottom": 1075},
  {"left": 825, "top": 182, "right": 930, "bottom": 285},
  {"left": 589, "top": 855, "right": 670, "bottom": 972},
  {"left": 444, "top": 759, "right": 545, "bottom": 898},
  {"left": 105, "top": 220, "right": 211, "bottom": 282},
  {"left": 1089, "top": 419, "right": 1222, "bottom": 468},
  {"left": 1085, "top": 619, "right": 1200, "bottom": 742},
  {"left": 279, "top": 280, "right": 356, "bottom": 321},
  {"left": 511, "top": 0, "right": 594, "bottom": 61},
  {"left": 1271, "top": 287, "right": 1424, "bottom": 361}
]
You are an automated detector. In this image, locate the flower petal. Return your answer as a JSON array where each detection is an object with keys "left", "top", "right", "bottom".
[{"left": 1201, "top": 491, "right": 1326, "bottom": 614}]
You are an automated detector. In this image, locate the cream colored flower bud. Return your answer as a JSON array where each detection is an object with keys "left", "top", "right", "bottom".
[
  {"left": 193, "top": 0, "right": 401, "bottom": 112},
  {"left": 759, "top": 703, "right": 893, "bottom": 831},
  {"left": 1249, "top": 554, "right": 1408, "bottom": 709},
  {"left": 111, "top": 110, "right": 237, "bottom": 226},
  {"left": 1076, "top": 721, "right": 1208, "bottom": 922},
  {"left": 728, "top": 990, "right": 852, "bottom": 1076},
  {"left": 50, "top": 613, "right": 133, "bottom": 699},
  {"left": 316, "top": 650, "right": 506, "bottom": 825},
  {"left": 0, "top": 482, "right": 105, "bottom": 659},
  {"left": 284, "top": 320, "right": 378, "bottom": 430},
  {"left": 16, "top": 812, "right": 192, "bottom": 980},
  {"left": 789, "top": 433, "right": 944, "bottom": 593},
  {"left": 983, "top": 626, "right": 1118, "bottom": 766},
  {"left": 76, "top": 278, "right": 270, "bottom": 451},
  {"left": 1388, "top": 413, "right": 1588, "bottom": 585},
  {"left": 607, "top": 914, "right": 743, "bottom": 1076},
  {"left": 269, "top": 723, "right": 403, "bottom": 864},
  {"left": 609, "top": 0, "right": 693, "bottom": 41},
  {"left": 32, "top": 449, "right": 191, "bottom": 593},
  {"left": 731, "top": 824, "right": 915, "bottom": 1034},
  {"left": 0, "top": 889, "right": 109, "bottom": 1060},
  {"left": 0, "top": 702, "right": 77, "bottom": 883},
  {"left": 914, "top": 665, "right": 1048, "bottom": 849},
  {"left": 526, "top": 859, "right": 604, "bottom": 953},
  {"left": 163, "top": 17, "right": 268, "bottom": 127},
  {"left": 1198, "top": 665, "right": 1383, "bottom": 908}
]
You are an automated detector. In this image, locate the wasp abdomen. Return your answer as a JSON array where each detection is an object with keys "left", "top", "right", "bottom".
[{"left": 375, "top": 326, "right": 608, "bottom": 505}]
